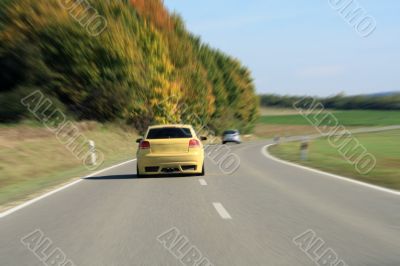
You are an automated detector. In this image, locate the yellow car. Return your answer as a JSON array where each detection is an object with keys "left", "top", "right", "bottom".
[{"left": 136, "top": 125, "right": 207, "bottom": 177}]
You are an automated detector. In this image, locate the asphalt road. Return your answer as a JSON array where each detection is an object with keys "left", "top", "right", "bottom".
[{"left": 1, "top": 141, "right": 399, "bottom": 266}]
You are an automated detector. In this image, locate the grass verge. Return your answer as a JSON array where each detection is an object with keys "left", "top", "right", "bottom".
[
  {"left": 0, "top": 122, "right": 138, "bottom": 208},
  {"left": 268, "top": 130, "right": 400, "bottom": 190}
]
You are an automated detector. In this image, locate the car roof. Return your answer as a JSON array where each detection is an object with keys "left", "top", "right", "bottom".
[{"left": 148, "top": 124, "right": 193, "bottom": 129}]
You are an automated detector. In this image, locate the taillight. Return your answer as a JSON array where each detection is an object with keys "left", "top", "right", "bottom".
[
  {"left": 189, "top": 139, "right": 200, "bottom": 148},
  {"left": 139, "top": 140, "right": 150, "bottom": 149}
]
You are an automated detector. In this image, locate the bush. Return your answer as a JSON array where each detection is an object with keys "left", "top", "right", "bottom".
[{"left": 0, "top": 87, "right": 34, "bottom": 122}]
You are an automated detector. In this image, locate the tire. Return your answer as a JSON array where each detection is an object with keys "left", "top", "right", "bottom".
[
  {"left": 222, "top": 141, "right": 226, "bottom": 145},
  {"left": 136, "top": 164, "right": 141, "bottom": 178},
  {"left": 200, "top": 164, "right": 205, "bottom": 176}
]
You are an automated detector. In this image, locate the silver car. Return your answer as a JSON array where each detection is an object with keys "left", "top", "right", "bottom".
[{"left": 222, "top": 130, "right": 241, "bottom": 144}]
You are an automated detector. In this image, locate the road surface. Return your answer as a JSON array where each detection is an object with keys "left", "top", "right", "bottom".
[{"left": 0, "top": 141, "right": 399, "bottom": 266}]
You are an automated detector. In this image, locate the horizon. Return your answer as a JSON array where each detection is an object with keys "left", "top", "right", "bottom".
[
  {"left": 257, "top": 90, "right": 400, "bottom": 97},
  {"left": 164, "top": 0, "right": 400, "bottom": 97}
]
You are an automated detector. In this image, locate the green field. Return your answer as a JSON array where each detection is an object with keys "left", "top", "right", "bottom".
[
  {"left": 258, "top": 110, "right": 400, "bottom": 126},
  {"left": 269, "top": 130, "right": 400, "bottom": 190}
]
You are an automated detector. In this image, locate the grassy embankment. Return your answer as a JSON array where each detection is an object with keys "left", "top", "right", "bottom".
[
  {"left": 255, "top": 109, "right": 400, "bottom": 138},
  {"left": 0, "top": 122, "right": 138, "bottom": 208},
  {"left": 269, "top": 129, "right": 400, "bottom": 190}
]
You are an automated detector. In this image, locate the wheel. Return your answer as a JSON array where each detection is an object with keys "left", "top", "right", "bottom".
[
  {"left": 222, "top": 141, "right": 226, "bottom": 145},
  {"left": 200, "top": 164, "right": 205, "bottom": 176},
  {"left": 136, "top": 164, "right": 142, "bottom": 178}
]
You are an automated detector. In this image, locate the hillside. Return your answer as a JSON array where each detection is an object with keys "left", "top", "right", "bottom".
[{"left": 0, "top": 0, "right": 258, "bottom": 133}]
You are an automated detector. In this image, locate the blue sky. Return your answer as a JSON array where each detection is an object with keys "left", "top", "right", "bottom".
[{"left": 164, "top": 0, "right": 400, "bottom": 96}]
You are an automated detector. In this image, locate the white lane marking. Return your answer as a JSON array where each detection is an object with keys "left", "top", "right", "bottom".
[
  {"left": 199, "top": 179, "right": 207, "bottom": 186},
  {"left": 261, "top": 144, "right": 400, "bottom": 196},
  {"left": 0, "top": 159, "right": 137, "bottom": 218},
  {"left": 213, "top": 202, "right": 232, "bottom": 219},
  {"left": 84, "top": 159, "right": 137, "bottom": 178}
]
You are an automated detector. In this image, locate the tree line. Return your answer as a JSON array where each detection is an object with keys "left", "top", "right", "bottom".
[
  {"left": 0, "top": 0, "right": 259, "bottom": 134},
  {"left": 260, "top": 93, "right": 400, "bottom": 110}
]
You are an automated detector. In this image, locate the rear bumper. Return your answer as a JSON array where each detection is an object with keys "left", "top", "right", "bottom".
[{"left": 137, "top": 152, "right": 204, "bottom": 175}]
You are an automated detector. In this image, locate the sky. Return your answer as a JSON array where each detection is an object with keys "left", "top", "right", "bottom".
[{"left": 164, "top": 0, "right": 400, "bottom": 96}]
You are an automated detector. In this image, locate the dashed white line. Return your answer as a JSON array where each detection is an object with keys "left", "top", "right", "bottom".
[
  {"left": 213, "top": 202, "right": 232, "bottom": 219},
  {"left": 199, "top": 179, "right": 207, "bottom": 186}
]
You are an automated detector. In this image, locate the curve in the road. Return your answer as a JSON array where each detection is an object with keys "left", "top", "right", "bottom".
[{"left": 262, "top": 144, "right": 400, "bottom": 196}]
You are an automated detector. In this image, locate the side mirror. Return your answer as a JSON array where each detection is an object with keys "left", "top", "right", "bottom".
[
  {"left": 136, "top": 138, "right": 143, "bottom": 143},
  {"left": 200, "top": 136, "right": 207, "bottom": 141}
]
